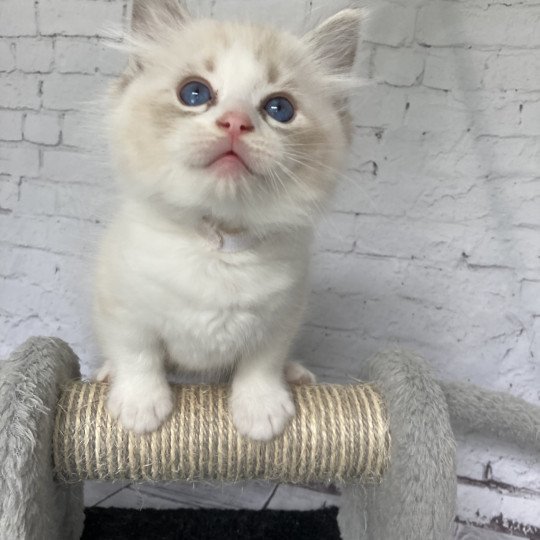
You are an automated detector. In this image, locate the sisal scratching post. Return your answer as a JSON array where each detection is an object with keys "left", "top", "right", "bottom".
[{"left": 53, "top": 381, "right": 390, "bottom": 484}]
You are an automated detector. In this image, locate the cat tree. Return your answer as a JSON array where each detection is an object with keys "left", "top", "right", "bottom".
[{"left": 1, "top": 337, "right": 458, "bottom": 539}]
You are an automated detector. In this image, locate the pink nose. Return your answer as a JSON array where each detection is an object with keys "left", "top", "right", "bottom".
[{"left": 216, "top": 111, "right": 254, "bottom": 138}]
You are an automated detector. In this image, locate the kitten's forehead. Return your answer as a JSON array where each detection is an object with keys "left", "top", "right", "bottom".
[
  {"left": 215, "top": 43, "right": 271, "bottom": 98},
  {"left": 185, "top": 20, "right": 301, "bottom": 88}
]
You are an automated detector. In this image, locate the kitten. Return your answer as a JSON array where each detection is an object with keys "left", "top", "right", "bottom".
[{"left": 93, "top": 0, "right": 360, "bottom": 440}]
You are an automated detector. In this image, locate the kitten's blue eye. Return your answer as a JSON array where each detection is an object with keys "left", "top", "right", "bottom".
[
  {"left": 179, "top": 80, "right": 213, "bottom": 106},
  {"left": 264, "top": 96, "right": 295, "bottom": 123}
]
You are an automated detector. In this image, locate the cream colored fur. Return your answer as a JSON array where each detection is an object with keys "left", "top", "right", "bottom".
[{"left": 93, "top": 0, "right": 360, "bottom": 440}]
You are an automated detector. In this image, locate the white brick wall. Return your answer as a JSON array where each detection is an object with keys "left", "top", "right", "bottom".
[
  {"left": 16, "top": 37, "right": 54, "bottom": 73},
  {"left": 38, "top": 0, "right": 125, "bottom": 36},
  {"left": 0, "top": 0, "right": 539, "bottom": 532},
  {"left": 0, "top": 110, "right": 23, "bottom": 140}
]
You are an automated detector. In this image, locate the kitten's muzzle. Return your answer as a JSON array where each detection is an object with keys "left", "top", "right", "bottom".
[{"left": 216, "top": 111, "right": 254, "bottom": 140}]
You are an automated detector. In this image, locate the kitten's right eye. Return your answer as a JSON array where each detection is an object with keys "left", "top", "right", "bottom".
[
  {"left": 178, "top": 80, "right": 213, "bottom": 106},
  {"left": 263, "top": 96, "right": 295, "bottom": 123}
]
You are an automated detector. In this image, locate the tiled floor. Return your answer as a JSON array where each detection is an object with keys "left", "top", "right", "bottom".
[
  {"left": 85, "top": 481, "right": 517, "bottom": 539},
  {"left": 85, "top": 480, "right": 340, "bottom": 511}
]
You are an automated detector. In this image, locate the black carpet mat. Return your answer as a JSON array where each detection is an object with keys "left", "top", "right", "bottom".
[{"left": 82, "top": 507, "right": 341, "bottom": 540}]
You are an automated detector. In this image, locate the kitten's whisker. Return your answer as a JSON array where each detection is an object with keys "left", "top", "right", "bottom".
[
  {"left": 279, "top": 152, "right": 379, "bottom": 213},
  {"left": 273, "top": 161, "right": 326, "bottom": 218}
]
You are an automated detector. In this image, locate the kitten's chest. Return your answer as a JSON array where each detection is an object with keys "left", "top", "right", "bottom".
[
  {"left": 154, "top": 243, "right": 296, "bottom": 307},
  {"left": 134, "top": 233, "right": 305, "bottom": 365}
]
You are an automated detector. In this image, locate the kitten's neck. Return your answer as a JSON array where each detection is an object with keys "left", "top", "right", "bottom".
[
  {"left": 200, "top": 216, "right": 262, "bottom": 253},
  {"left": 123, "top": 198, "right": 270, "bottom": 252}
]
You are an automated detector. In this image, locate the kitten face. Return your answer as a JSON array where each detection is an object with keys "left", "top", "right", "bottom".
[{"left": 109, "top": 7, "right": 360, "bottom": 230}]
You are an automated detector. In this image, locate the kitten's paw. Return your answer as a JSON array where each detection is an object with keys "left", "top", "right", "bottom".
[
  {"left": 284, "top": 361, "right": 316, "bottom": 385},
  {"left": 107, "top": 381, "right": 173, "bottom": 434},
  {"left": 94, "top": 362, "right": 112, "bottom": 383},
  {"left": 230, "top": 384, "right": 295, "bottom": 441}
]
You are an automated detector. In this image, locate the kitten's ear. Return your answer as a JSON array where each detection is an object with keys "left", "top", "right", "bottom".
[
  {"left": 131, "top": 0, "right": 189, "bottom": 39},
  {"left": 305, "top": 9, "right": 361, "bottom": 73}
]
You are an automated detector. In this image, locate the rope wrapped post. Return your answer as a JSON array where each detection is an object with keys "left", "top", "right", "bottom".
[{"left": 53, "top": 382, "right": 390, "bottom": 484}]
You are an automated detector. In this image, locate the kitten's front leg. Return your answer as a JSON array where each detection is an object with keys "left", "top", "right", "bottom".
[
  {"left": 230, "top": 349, "right": 295, "bottom": 441},
  {"left": 101, "top": 340, "right": 173, "bottom": 434}
]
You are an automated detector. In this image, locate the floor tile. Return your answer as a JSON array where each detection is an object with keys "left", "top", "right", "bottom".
[
  {"left": 452, "top": 522, "right": 518, "bottom": 539},
  {"left": 266, "top": 484, "right": 341, "bottom": 511},
  {"left": 84, "top": 480, "right": 131, "bottom": 507}
]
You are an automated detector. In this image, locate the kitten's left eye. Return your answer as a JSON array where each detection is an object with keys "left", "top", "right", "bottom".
[
  {"left": 263, "top": 96, "right": 295, "bottom": 123},
  {"left": 178, "top": 80, "right": 213, "bottom": 106}
]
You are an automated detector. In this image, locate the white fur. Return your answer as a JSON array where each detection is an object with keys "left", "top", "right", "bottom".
[
  {"left": 95, "top": 200, "right": 311, "bottom": 437},
  {"left": 93, "top": 7, "right": 360, "bottom": 440}
]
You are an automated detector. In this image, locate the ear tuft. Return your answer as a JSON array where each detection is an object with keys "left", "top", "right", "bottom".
[
  {"left": 131, "top": 0, "right": 189, "bottom": 39},
  {"left": 305, "top": 9, "right": 362, "bottom": 73}
]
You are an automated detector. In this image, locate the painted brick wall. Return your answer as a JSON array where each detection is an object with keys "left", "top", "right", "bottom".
[{"left": 0, "top": 0, "right": 539, "bottom": 532}]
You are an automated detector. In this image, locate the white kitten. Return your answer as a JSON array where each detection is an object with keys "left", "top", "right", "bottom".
[{"left": 93, "top": 0, "right": 360, "bottom": 440}]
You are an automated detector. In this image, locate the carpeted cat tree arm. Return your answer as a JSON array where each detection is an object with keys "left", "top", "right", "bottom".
[
  {"left": 0, "top": 337, "right": 85, "bottom": 540},
  {"left": 0, "top": 337, "right": 458, "bottom": 540}
]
